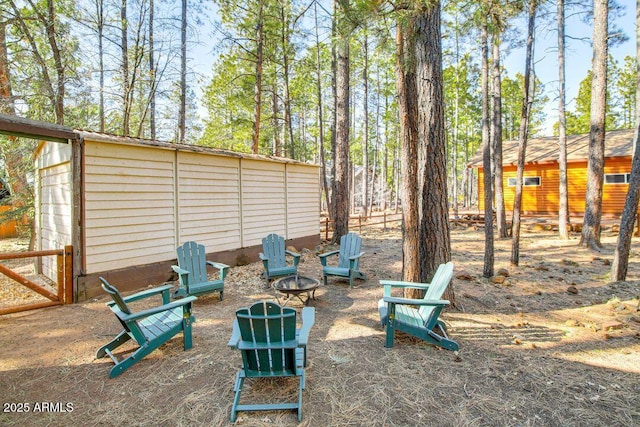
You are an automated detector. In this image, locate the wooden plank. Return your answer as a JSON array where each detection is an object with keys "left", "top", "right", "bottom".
[
  {"left": 0, "top": 263, "right": 59, "bottom": 301},
  {"left": 0, "top": 113, "right": 76, "bottom": 142},
  {"left": 0, "top": 301, "right": 61, "bottom": 315}
]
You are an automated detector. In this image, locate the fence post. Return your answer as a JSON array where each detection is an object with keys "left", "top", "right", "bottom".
[
  {"left": 325, "top": 218, "right": 329, "bottom": 240},
  {"left": 358, "top": 215, "right": 362, "bottom": 233},
  {"left": 56, "top": 252, "right": 64, "bottom": 303},
  {"left": 383, "top": 212, "right": 387, "bottom": 231},
  {"left": 64, "top": 245, "right": 73, "bottom": 304}
]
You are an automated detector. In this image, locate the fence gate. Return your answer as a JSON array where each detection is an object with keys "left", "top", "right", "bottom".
[{"left": 0, "top": 245, "right": 73, "bottom": 315}]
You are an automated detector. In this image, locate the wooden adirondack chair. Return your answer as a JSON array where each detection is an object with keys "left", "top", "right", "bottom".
[
  {"left": 228, "top": 301, "right": 315, "bottom": 422},
  {"left": 172, "top": 241, "right": 229, "bottom": 300},
  {"left": 319, "top": 232, "right": 366, "bottom": 288},
  {"left": 377, "top": 262, "right": 459, "bottom": 351},
  {"left": 96, "top": 277, "right": 197, "bottom": 378},
  {"left": 259, "top": 233, "right": 300, "bottom": 283}
]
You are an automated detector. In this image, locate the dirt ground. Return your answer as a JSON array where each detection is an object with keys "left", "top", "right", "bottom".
[{"left": 0, "top": 223, "right": 639, "bottom": 426}]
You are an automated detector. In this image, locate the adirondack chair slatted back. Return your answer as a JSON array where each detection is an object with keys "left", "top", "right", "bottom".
[
  {"left": 236, "top": 301, "right": 297, "bottom": 375},
  {"left": 338, "top": 233, "right": 362, "bottom": 269},
  {"left": 101, "top": 279, "right": 132, "bottom": 315},
  {"left": 177, "top": 241, "right": 208, "bottom": 285},
  {"left": 263, "top": 234, "right": 287, "bottom": 270},
  {"left": 418, "top": 262, "right": 454, "bottom": 324},
  {"left": 100, "top": 278, "right": 147, "bottom": 340}
]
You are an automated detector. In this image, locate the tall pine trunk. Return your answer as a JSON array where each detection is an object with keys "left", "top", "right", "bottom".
[
  {"left": 395, "top": 18, "right": 420, "bottom": 286},
  {"left": 415, "top": 2, "right": 453, "bottom": 302},
  {"left": 511, "top": 0, "right": 537, "bottom": 266},
  {"left": 314, "top": 3, "right": 330, "bottom": 214},
  {"left": 331, "top": 13, "right": 350, "bottom": 243},
  {"left": 121, "top": 0, "right": 130, "bottom": 136},
  {"left": 362, "top": 33, "right": 369, "bottom": 218},
  {"left": 557, "top": 0, "right": 569, "bottom": 239},
  {"left": 610, "top": 2, "right": 640, "bottom": 281},
  {"left": 580, "top": 0, "right": 608, "bottom": 250},
  {"left": 491, "top": 35, "right": 507, "bottom": 238},
  {"left": 251, "top": 1, "right": 264, "bottom": 154},
  {"left": 95, "top": 0, "right": 105, "bottom": 132},
  {"left": 481, "top": 21, "right": 494, "bottom": 277},
  {"left": 149, "top": 0, "right": 156, "bottom": 140}
]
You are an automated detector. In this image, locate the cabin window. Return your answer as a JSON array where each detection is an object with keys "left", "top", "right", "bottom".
[
  {"left": 604, "top": 173, "right": 631, "bottom": 184},
  {"left": 507, "top": 176, "right": 541, "bottom": 187}
]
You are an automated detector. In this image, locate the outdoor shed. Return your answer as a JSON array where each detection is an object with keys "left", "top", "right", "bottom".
[
  {"left": 468, "top": 128, "right": 639, "bottom": 217},
  {"left": 33, "top": 128, "right": 320, "bottom": 301}
]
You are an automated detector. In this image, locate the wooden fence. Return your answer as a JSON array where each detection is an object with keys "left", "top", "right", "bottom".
[
  {"left": 0, "top": 246, "right": 73, "bottom": 315},
  {"left": 320, "top": 212, "right": 403, "bottom": 240}
]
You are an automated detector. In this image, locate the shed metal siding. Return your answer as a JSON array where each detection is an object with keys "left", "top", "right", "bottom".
[
  {"left": 39, "top": 162, "right": 72, "bottom": 279},
  {"left": 241, "top": 159, "right": 287, "bottom": 246},
  {"left": 286, "top": 164, "right": 320, "bottom": 239},
  {"left": 177, "top": 151, "right": 242, "bottom": 249},
  {"left": 84, "top": 142, "right": 177, "bottom": 273}
]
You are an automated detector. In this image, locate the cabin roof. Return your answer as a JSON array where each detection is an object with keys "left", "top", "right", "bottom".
[
  {"left": 468, "top": 128, "right": 635, "bottom": 168},
  {"left": 75, "top": 130, "right": 317, "bottom": 167}
]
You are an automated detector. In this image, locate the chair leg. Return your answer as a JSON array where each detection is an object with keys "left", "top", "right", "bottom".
[
  {"left": 231, "top": 372, "right": 245, "bottom": 422},
  {"left": 183, "top": 317, "right": 193, "bottom": 350},
  {"left": 323, "top": 275, "right": 328, "bottom": 287},
  {"left": 297, "top": 372, "right": 305, "bottom": 422},
  {"left": 108, "top": 344, "right": 156, "bottom": 378},
  {"left": 96, "top": 330, "right": 131, "bottom": 360},
  {"left": 219, "top": 290, "right": 224, "bottom": 301}
]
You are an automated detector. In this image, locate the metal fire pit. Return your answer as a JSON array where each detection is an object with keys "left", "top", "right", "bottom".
[{"left": 272, "top": 275, "right": 320, "bottom": 306}]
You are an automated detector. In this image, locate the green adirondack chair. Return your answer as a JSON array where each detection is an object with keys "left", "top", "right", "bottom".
[
  {"left": 259, "top": 233, "right": 300, "bottom": 283},
  {"left": 96, "top": 277, "right": 197, "bottom": 378},
  {"left": 228, "top": 301, "right": 315, "bottom": 422},
  {"left": 319, "top": 232, "right": 366, "bottom": 288},
  {"left": 377, "top": 262, "right": 459, "bottom": 351},
  {"left": 172, "top": 241, "right": 229, "bottom": 300}
]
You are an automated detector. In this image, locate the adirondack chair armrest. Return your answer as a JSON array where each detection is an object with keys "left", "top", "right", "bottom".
[
  {"left": 285, "top": 250, "right": 301, "bottom": 267},
  {"left": 228, "top": 320, "right": 241, "bottom": 348},
  {"left": 119, "top": 283, "right": 176, "bottom": 304},
  {"left": 349, "top": 251, "right": 365, "bottom": 261},
  {"left": 206, "top": 261, "right": 230, "bottom": 279},
  {"left": 259, "top": 252, "right": 268, "bottom": 261},
  {"left": 117, "top": 296, "right": 197, "bottom": 322},
  {"left": 319, "top": 250, "right": 339, "bottom": 266},
  {"left": 383, "top": 296, "right": 450, "bottom": 307},
  {"left": 286, "top": 250, "right": 301, "bottom": 258},
  {"left": 297, "top": 307, "right": 316, "bottom": 346},
  {"left": 319, "top": 250, "right": 340, "bottom": 259},
  {"left": 171, "top": 265, "right": 190, "bottom": 276},
  {"left": 206, "top": 260, "right": 229, "bottom": 271}
]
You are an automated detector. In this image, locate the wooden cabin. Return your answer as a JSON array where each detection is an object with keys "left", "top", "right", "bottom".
[
  {"left": 468, "top": 128, "right": 639, "bottom": 217},
  {"left": 1, "top": 114, "right": 320, "bottom": 302}
]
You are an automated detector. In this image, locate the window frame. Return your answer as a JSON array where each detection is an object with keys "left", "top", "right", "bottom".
[
  {"left": 604, "top": 173, "right": 631, "bottom": 185},
  {"left": 507, "top": 176, "right": 541, "bottom": 187}
]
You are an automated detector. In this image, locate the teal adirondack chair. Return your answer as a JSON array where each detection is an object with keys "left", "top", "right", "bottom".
[
  {"left": 377, "top": 262, "right": 459, "bottom": 351},
  {"left": 319, "top": 232, "right": 366, "bottom": 288},
  {"left": 228, "top": 301, "right": 315, "bottom": 422},
  {"left": 172, "top": 241, "right": 229, "bottom": 300},
  {"left": 259, "top": 233, "right": 300, "bottom": 283},
  {"left": 96, "top": 277, "right": 197, "bottom": 378}
]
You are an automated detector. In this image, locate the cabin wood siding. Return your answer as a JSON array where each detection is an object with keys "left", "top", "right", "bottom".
[
  {"left": 477, "top": 157, "right": 639, "bottom": 215},
  {"left": 84, "top": 142, "right": 177, "bottom": 273}
]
